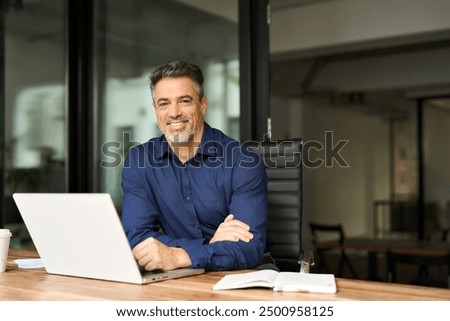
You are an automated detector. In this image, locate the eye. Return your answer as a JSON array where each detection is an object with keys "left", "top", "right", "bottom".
[
  {"left": 157, "top": 101, "right": 169, "bottom": 109},
  {"left": 179, "top": 98, "right": 192, "bottom": 105}
]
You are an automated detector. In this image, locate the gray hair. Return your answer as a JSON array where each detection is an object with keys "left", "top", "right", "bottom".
[{"left": 149, "top": 60, "right": 204, "bottom": 100}]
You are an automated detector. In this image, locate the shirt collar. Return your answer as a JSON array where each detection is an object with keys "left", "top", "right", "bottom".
[{"left": 197, "top": 122, "right": 218, "bottom": 157}]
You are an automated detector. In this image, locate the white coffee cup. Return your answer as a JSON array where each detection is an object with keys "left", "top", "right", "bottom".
[{"left": 0, "top": 229, "right": 13, "bottom": 273}]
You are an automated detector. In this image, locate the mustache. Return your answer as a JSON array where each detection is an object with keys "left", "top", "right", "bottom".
[{"left": 165, "top": 116, "right": 191, "bottom": 125}]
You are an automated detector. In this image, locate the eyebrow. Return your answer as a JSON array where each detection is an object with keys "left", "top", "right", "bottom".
[
  {"left": 178, "top": 95, "right": 193, "bottom": 101},
  {"left": 156, "top": 97, "right": 169, "bottom": 103}
]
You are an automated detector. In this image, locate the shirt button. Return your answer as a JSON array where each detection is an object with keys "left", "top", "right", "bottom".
[{"left": 186, "top": 196, "right": 191, "bottom": 201}]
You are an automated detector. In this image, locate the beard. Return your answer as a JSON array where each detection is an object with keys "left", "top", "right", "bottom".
[{"left": 163, "top": 116, "right": 195, "bottom": 144}]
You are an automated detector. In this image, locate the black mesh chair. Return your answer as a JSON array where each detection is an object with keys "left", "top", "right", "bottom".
[
  {"left": 245, "top": 139, "right": 303, "bottom": 271},
  {"left": 309, "top": 222, "right": 358, "bottom": 278},
  {"left": 387, "top": 251, "right": 450, "bottom": 288}
]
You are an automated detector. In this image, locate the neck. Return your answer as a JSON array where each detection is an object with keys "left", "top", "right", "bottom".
[{"left": 170, "top": 144, "right": 196, "bottom": 163}]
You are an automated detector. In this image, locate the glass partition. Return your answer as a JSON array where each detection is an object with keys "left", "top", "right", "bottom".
[
  {"left": 423, "top": 98, "right": 450, "bottom": 240},
  {"left": 3, "top": 0, "right": 66, "bottom": 247}
]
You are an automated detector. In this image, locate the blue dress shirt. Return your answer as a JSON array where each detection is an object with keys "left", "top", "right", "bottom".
[{"left": 121, "top": 123, "right": 270, "bottom": 271}]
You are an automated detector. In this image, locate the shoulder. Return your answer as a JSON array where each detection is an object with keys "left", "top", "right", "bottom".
[
  {"left": 126, "top": 139, "right": 153, "bottom": 157},
  {"left": 124, "top": 136, "right": 163, "bottom": 167},
  {"left": 221, "top": 139, "right": 263, "bottom": 171}
]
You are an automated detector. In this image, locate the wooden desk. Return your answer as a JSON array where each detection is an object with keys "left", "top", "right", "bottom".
[{"left": 1, "top": 249, "right": 449, "bottom": 301}]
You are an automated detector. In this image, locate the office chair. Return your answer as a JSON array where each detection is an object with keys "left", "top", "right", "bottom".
[
  {"left": 245, "top": 139, "right": 303, "bottom": 271},
  {"left": 387, "top": 251, "right": 450, "bottom": 288},
  {"left": 309, "top": 222, "right": 358, "bottom": 278}
]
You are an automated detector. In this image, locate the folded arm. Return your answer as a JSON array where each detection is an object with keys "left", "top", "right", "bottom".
[{"left": 131, "top": 214, "right": 255, "bottom": 271}]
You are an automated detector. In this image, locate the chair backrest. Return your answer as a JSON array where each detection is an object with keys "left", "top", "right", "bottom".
[
  {"left": 308, "top": 222, "right": 358, "bottom": 277},
  {"left": 309, "top": 223, "right": 345, "bottom": 248},
  {"left": 387, "top": 251, "right": 450, "bottom": 288},
  {"left": 245, "top": 139, "right": 302, "bottom": 271}
]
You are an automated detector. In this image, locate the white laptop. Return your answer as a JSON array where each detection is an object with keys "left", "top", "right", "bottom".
[{"left": 12, "top": 193, "right": 204, "bottom": 284}]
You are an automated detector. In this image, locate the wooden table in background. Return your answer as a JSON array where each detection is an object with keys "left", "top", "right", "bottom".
[
  {"left": 341, "top": 237, "right": 450, "bottom": 281},
  {"left": 1, "top": 249, "right": 449, "bottom": 301}
]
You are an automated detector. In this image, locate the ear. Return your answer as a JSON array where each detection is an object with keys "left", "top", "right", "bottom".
[{"left": 200, "top": 96, "right": 208, "bottom": 116}]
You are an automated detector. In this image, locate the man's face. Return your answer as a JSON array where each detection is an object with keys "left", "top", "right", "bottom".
[{"left": 153, "top": 76, "right": 207, "bottom": 145}]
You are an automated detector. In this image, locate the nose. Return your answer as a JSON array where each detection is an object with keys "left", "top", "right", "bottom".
[{"left": 167, "top": 102, "right": 182, "bottom": 118}]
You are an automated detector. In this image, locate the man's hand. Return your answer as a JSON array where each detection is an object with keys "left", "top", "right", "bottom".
[
  {"left": 209, "top": 214, "right": 254, "bottom": 244},
  {"left": 133, "top": 237, "right": 192, "bottom": 271}
]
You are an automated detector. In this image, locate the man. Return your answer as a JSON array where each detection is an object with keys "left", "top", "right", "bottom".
[{"left": 121, "top": 60, "right": 270, "bottom": 271}]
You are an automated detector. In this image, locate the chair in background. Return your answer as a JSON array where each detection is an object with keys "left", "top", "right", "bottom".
[
  {"left": 245, "top": 139, "right": 303, "bottom": 272},
  {"left": 309, "top": 222, "right": 358, "bottom": 278},
  {"left": 387, "top": 251, "right": 450, "bottom": 288}
]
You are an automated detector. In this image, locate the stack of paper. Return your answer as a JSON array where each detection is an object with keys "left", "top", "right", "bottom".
[{"left": 14, "top": 259, "right": 45, "bottom": 269}]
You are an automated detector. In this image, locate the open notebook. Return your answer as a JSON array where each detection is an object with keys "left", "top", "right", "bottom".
[{"left": 13, "top": 193, "right": 204, "bottom": 284}]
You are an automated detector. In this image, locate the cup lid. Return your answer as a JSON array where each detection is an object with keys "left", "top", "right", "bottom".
[{"left": 0, "top": 229, "right": 12, "bottom": 237}]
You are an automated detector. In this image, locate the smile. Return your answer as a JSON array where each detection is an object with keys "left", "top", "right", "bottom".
[
  {"left": 166, "top": 119, "right": 190, "bottom": 131},
  {"left": 167, "top": 120, "right": 187, "bottom": 125}
]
